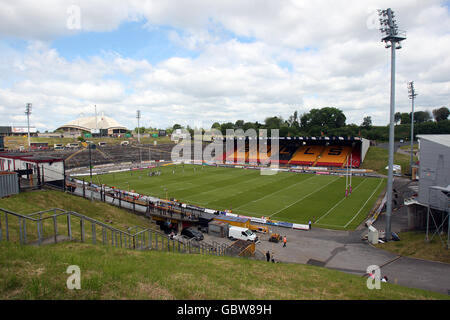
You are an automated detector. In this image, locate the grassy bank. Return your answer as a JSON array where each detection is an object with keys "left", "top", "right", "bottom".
[
  {"left": 0, "top": 190, "right": 156, "bottom": 243},
  {"left": 361, "top": 146, "right": 417, "bottom": 175},
  {"left": 1, "top": 241, "right": 448, "bottom": 300},
  {"left": 375, "top": 231, "right": 450, "bottom": 264}
]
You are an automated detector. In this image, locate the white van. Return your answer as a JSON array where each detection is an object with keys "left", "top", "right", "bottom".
[
  {"left": 228, "top": 226, "right": 258, "bottom": 242},
  {"left": 120, "top": 141, "right": 129, "bottom": 146},
  {"left": 98, "top": 142, "right": 107, "bottom": 147},
  {"left": 66, "top": 143, "right": 79, "bottom": 148}
]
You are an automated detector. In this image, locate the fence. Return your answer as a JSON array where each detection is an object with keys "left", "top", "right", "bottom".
[
  {"left": 65, "top": 178, "right": 203, "bottom": 223},
  {"left": 0, "top": 207, "right": 221, "bottom": 256},
  {"left": 0, "top": 172, "right": 19, "bottom": 198}
]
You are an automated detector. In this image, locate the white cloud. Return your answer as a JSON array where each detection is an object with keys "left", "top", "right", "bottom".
[{"left": 0, "top": 0, "right": 449, "bottom": 131}]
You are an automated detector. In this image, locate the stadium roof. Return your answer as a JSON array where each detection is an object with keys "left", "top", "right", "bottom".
[
  {"left": 417, "top": 134, "right": 450, "bottom": 148},
  {"left": 57, "top": 115, "right": 127, "bottom": 132}
]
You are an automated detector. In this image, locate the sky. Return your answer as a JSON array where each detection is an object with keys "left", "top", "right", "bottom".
[{"left": 0, "top": 0, "right": 449, "bottom": 132}]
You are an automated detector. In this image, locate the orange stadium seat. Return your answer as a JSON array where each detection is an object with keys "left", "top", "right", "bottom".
[
  {"left": 315, "top": 146, "right": 352, "bottom": 167},
  {"left": 289, "top": 145, "right": 325, "bottom": 165}
]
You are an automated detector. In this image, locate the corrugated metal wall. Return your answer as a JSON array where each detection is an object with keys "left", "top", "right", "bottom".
[
  {"left": 0, "top": 172, "right": 19, "bottom": 198},
  {"left": 418, "top": 139, "right": 450, "bottom": 206}
]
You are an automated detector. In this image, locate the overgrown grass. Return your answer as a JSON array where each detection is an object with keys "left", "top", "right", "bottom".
[
  {"left": 0, "top": 241, "right": 448, "bottom": 300},
  {"left": 375, "top": 231, "right": 450, "bottom": 264},
  {"left": 361, "top": 146, "right": 417, "bottom": 175},
  {"left": 0, "top": 190, "right": 158, "bottom": 244}
]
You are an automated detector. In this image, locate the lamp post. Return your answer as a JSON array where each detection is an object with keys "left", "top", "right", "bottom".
[
  {"left": 408, "top": 81, "right": 417, "bottom": 176},
  {"left": 89, "top": 141, "right": 93, "bottom": 184},
  {"left": 136, "top": 110, "right": 141, "bottom": 144},
  {"left": 25, "top": 103, "right": 32, "bottom": 149},
  {"left": 378, "top": 8, "right": 406, "bottom": 241}
]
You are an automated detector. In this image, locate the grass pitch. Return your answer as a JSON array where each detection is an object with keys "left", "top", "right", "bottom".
[{"left": 94, "top": 164, "right": 386, "bottom": 230}]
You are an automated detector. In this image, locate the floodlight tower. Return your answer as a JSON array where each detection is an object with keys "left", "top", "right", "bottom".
[
  {"left": 25, "top": 103, "right": 32, "bottom": 149},
  {"left": 408, "top": 81, "right": 417, "bottom": 175},
  {"left": 378, "top": 8, "right": 406, "bottom": 241},
  {"left": 136, "top": 110, "right": 141, "bottom": 144}
]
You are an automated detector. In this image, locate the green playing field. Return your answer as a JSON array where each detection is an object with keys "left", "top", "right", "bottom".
[{"left": 93, "top": 164, "right": 386, "bottom": 230}]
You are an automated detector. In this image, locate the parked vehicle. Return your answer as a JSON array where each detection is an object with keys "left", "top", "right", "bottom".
[
  {"left": 98, "top": 141, "right": 107, "bottom": 147},
  {"left": 181, "top": 227, "right": 204, "bottom": 241},
  {"left": 66, "top": 143, "right": 79, "bottom": 149},
  {"left": 120, "top": 141, "right": 129, "bottom": 146},
  {"left": 228, "top": 226, "right": 258, "bottom": 242}
]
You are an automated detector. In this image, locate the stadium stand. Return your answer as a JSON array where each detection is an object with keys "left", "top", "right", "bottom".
[
  {"left": 235, "top": 144, "right": 247, "bottom": 163},
  {"left": 212, "top": 136, "right": 369, "bottom": 168},
  {"left": 315, "top": 146, "right": 352, "bottom": 167},
  {"left": 350, "top": 146, "right": 361, "bottom": 168},
  {"left": 289, "top": 145, "right": 325, "bottom": 166},
  {"left": 276, "top": 144, "right": 299, "bottom": 164}
]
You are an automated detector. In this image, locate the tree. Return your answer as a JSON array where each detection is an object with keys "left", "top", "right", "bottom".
[
  {"left": 172, "top": 124, "right": 183, "bottom": 130},
  {"left": 394, "top": 112, "right": 402, "bottom": 124},
  {"left": 400, "top": 113, "right": 410, "bottom": 125},
  {"left": 234, "top": 120, "right": 245, "bottom": 129},
  {"left": 361, "top": 116, "right": 372, "bottom": 129},
  {"left": 264, "top": 116, "right": 285, "bottom": 129},
  {"left": 432, "top": 107, "right": 450, "bottom": 122},
  {"left": 220, "top": 122, "right": 235, "bottom": 135},
  {"left": 134, "top": 127, "right": 145, "bottom": 134},
  {"left": 298, "top": 107, "right": 346, "bottom": 130},
  {"left": 211, "top": 122, "right": 221, "bottom": 130},
  {"left": 413, "top": 111, "right": 432, "bottom": 124}
]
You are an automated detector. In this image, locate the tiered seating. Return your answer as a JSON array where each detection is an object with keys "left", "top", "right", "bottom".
[
  {"left": 225, "top": 149, "right": 237, "bottom": 163},
  {"left": 289, "top": 145, "right": 324, "bottom": 166},
  {"left": 257, "top": 145, "right": 271, "bottom": 164},
  {"left": 275, "top": 145, "right": 298, "bottom": 164},
  {"left": 350, "top": 147, "right": 361, "bottom": 168},
  {"left": 235, "top": 145, "right": 247, "bottom": 163},
  {"left": 247, "top": 143, "right": 263, "bottom": 163},
  {"left": 316, "top": 146, "right": 352, "bottom": 167}
]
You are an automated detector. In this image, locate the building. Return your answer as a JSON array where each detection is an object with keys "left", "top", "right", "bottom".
[
  {"left": 405, "top": 134, "right": 449, "bottom": 247},
  {"left": 57, "top": 114, "right": 128, "bottom": 136},
  {"left": 0, "top": 126, "right": 38, "bottom": 137},
  {"left": 0, "top": 152, "right": 65, "bottom": 189}
]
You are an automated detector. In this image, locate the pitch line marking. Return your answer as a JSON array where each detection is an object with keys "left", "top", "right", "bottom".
[
  {"left": 315, "top": 178, "right": 368, "bottom": 223},
  {"left": 269, "top": 176, "right": 340, "bottom": 218},
  {"left": 344, "top": 178, "right": 384, "bottom": 228},
  {"left": 182, "top": 174, "right": 269, "bottom": 203},
  {"left": 233, "top": 174, "right": 317, "bottom": 210}
]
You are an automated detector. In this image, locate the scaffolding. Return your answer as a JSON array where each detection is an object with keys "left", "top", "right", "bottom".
[{"left": 426, "top": 186, "right": 450, "bottom": 249}]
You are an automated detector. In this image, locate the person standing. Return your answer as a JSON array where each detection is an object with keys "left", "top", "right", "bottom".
[
  {"left": 309, "top": 220, "right": 312, "bottom": 230},
  {"left": 283, "top": 236, "right": 287, "bottom": 248},
  {"left": 266, "top": 250, "right": 271, "bottom": 262}
]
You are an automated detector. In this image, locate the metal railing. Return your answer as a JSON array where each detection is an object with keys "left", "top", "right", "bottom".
[{"left": 0, "top": 207, "right": 223, "bottom": 256}]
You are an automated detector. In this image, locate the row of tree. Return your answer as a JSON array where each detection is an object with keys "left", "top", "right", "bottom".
[{"left": 169, "top": 106, "right": 449, "bottom": 141}]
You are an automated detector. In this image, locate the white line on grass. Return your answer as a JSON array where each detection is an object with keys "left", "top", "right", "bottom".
[
  {"left": 182, "top": 174, "right": 268, "bottom": 203},
  {"left": 233, "top": 174, "right": 317, "bottom": 210},
  {"left": 269, "top": 176, "right": 340, "bottom": 218},
  {"left": 343, "top": 178, "right": 385, "bottom": 228},
  {"left": 315, "top": 178, "right": 368, "bottom": 223}
]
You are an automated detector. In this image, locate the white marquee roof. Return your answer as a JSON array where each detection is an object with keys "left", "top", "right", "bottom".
[{"left": 58, "top": 115, "right": 127, "bottom": 132}]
